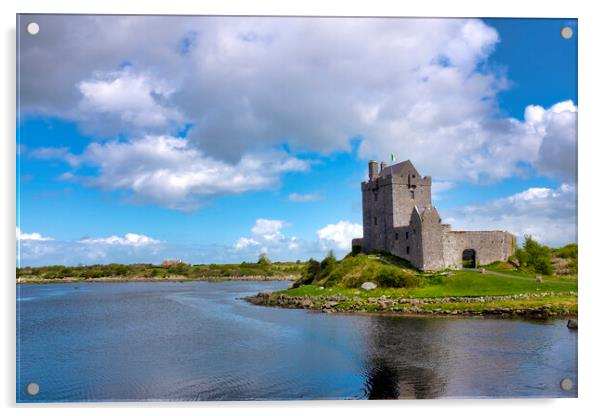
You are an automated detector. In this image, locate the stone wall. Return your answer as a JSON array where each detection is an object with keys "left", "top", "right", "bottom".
[
  {"left": 443, "top": 231, "right": 516, "bottom": 268},
  {"left": 356, "top": 160, "right": 516, "bottom": 271},
  {"left": 360, "top": 160, "right": 432, "bottom": 253}
]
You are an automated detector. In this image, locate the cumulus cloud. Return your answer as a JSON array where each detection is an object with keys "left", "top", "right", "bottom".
[
  {"left": 232, "top": 218, "right": 304, "bottom": 257},
  {"left": 527, "top": 100, "right": 578, "bottom": 182},
  {"left": 46, "top": 135, "right": 309, "bottom": 210},
  {"left": 445, "top": 184, "right": 576, "bottom": 247},
  {"left": 16, "top": 227, "right": 53, "bottom": 241},
  {"left": 232, "top": 237, "right": 259, "bottom": 251},
  {"left": 317, "top": 221, "right": 363, "bottom": 252},
  {"left": 17, "top": 232, "right": 163, "bottom": 266},
  {"left": 251, "top": 219, "right": 288, "bottom": 242},
  {"left": 77, "top": 69, "right": 185, "bottom": 134},
  {"left": 288, "top": 192, "right": 321, "bottom": 202},
  {"left": 79, "top": 233, "right": 160, "bottom": 246},
  {"left": 18, "top": 15, "right": 576, "bottom": 185}
]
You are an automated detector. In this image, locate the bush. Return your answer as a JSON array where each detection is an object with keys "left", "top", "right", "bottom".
[
  {"left": 257, "top": 253, "right": 271, "bottom": 266},
  {"left": 553, "top": 243, "right": 578, "bottom": 259},
  {"left": 375, "top": 267, "right": 421, "bottom": 288},
  {"left": 515, "top": 235, "right": 553, "bottom": 275}
]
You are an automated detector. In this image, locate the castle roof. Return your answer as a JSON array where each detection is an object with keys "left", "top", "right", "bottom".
[{"left": 379, "top": 160, "right": 419, "bottom": 178}]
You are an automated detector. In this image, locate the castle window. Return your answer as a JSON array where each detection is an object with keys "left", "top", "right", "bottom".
[
  {"left": 410, "top": 190, "right": 415, "bottom": 199},
  {"left": 374, "top": 217, "right": 378, "bottom": 226},
  {"left": 405, "top": 232, "right": 409, "bottom": 240},
  {"left": 374, "top": 192, "right": 378, "bottom": 201},
  {"left": 395, "top": 233, "right": 399, "bottom": 241},
  {"left": 406, "top": 246, "right": 410, "bottom": 254}
]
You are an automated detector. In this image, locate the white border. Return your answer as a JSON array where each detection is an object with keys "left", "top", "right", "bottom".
[{"left": 2, "top": 1, "right": 601, "bottom": 415}]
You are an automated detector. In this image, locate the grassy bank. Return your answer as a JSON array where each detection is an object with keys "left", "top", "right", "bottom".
[
  {"left": 246, "top": 251, "right": 578, "bottom": 318},
  {"left": 16, "top": 260, "right": 305, "bottom": 283}
]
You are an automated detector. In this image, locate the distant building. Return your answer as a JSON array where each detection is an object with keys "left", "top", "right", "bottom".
[
  {"left": 352, "top": 160, "right": 515, "bottom": 271},
  {"left": 162, "top": 259, "right": 184, "bottom": 267}
]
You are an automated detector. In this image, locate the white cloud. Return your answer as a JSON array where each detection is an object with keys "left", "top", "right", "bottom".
[
  {"left": 528, "top": 100, "right": 578, "bottom": 182},
  {"left": 317, "top": 221, "right": 363, "bottom": 252},
  {"left": 250, "top": 219, "right": 287, "bottom": 242},
  {"left": 16, "top": 227, "right": 53, "bottom": 241},
  {"left": 77, "top": 69, "right": 185, "bottom": 134},
  {"left": 445, "top": 184, "right": 576, "bottom": 247},
  {"left": 233, "top": 237, "right": 259, "bottom": 251},
  {"left": 19, "top": 16, "right": 576, "bottom": 184},
  {"left": 53, "top": 135, "right": 309, "bottom": 210},
  {"left": 288, "top": 192, "right": 321, "bottom": 202},
  {"left": 17, "top": 232, "right": 164, "bottom": 266},
  {"left": 431, "top": 181, "right": 455, "bottom": 200},
  {"left": 232, "top": 218, "right": 304, "bottom": 257},
  {"left": 79, "top": 233, "right": 160, "bottom": 246}
]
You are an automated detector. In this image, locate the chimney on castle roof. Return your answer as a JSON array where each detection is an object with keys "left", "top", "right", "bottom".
[{"left": 368, "top": 160, "right": 378, "bottom": 180}]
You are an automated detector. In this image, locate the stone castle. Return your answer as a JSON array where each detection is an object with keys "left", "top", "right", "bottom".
[{"left": 351, "top": 160, "right": 515, "bottom": 271}]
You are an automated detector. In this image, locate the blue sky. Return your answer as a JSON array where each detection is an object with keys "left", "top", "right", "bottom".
[{"left": 17, "top": 16, "right": 577, "bottom": 266}]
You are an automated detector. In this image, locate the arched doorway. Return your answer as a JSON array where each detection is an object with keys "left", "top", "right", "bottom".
[{"left": 462, "top": 249, "right": 476, "bottom": 268}]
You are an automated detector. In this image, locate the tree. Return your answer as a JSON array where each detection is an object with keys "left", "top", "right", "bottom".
[
  {"left": 515, "top": 235, "right": 553, "bottom": 275},
  {"left": 257, "top": 253, "right": 271, "bottom": 266}
]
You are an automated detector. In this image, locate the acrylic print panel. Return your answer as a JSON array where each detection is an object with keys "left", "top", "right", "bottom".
[{"left": 16, "top": 14, "right": 578, "bottom": 402}]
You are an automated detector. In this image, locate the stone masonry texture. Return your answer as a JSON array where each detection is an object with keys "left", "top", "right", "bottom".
[{"left": 352, "top": 160, "right": 516, "bottom": 271}]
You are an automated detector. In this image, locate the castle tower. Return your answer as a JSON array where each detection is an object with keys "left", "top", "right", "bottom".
[
  {"left": 351, "top": 159, "right": 515, "bottom": 271},
  {"left": 358, "top": 160, "right": 432, "bottom": 253}
]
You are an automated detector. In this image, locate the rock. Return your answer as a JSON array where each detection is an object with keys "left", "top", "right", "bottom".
[
  {"left": 361, "top": 282, "right": 377, "bottom": 291},
  {"left": 480, "top": 268, "right": 486, "bottom": 274},
  {"left": 301, "top": 299, "right": 313, "bottom": 309},
  {"left": 318, "top": 286, "right": 324, "bottom": 290},
  {"left": 567, "top": 319, "right": 578, "bottom": 329},
  {"left": 535, "top": 276, "right": 543, "bottom": 283}
]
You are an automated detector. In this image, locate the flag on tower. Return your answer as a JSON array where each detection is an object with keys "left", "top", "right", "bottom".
[{"left": 391, "top": 153, "right": 396, "bottom": 162}]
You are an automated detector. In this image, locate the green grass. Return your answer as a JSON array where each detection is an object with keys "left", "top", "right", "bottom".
[
  {"left": 417, "top": 295, "right": 577, "bottom": 314},
  {"left": 282, "top": 269, "right": 577, "bottom": 299},
  {"left": 483, "top": 261, "right": 578, "bottom": 282},
  {"left": 300, "top": 252, "right": 420, "bottom": 289}
]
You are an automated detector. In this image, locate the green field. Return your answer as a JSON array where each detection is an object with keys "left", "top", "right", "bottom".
[{"left": 282, "top": 269, "right": 577, "bottom": 299}]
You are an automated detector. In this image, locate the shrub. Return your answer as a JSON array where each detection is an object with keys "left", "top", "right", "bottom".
[
  {"left": 375, "top": 267, "right": 421, "bottom": 288},
  {"left": 553, "top": 243, "right": 578, "bottom": 259},
  {"left": 257, "top": 253, "right": 271, "bottom": 266},
  {"left": 515, "top": 235, "right": 553, "bottom": 275}
]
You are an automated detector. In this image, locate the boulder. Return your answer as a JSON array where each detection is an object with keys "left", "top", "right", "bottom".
[
  {"left": 361, "top": 282, "right": 377, "bottom": 291},
  {"left": 567, "top": 319, "right": 578, "bottom": 329},
  {"left": 535, "top": 276, "right": 543, "bottom": 283}
]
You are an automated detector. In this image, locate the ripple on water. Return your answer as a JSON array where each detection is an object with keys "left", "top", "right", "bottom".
[{"left": 17, "top": 282, "right": 577, "bottom": 401}]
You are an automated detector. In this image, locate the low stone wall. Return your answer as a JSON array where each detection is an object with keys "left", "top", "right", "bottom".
[{"left": 245, "top": 291, "right": 577, "bottom": 319}]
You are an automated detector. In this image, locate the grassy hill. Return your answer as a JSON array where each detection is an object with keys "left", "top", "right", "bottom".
[
  {"left": 269, "top": 250, "right": 578, "bottom": 317},
  {"left": 293, "top": 252, "right": 421, "bottom": 289}
]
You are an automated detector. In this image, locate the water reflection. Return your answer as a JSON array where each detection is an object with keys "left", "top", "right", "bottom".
[
  {"left": 17, "top": 282, "right": 577, "bottom": 402},
  {"left": 363, "top": 317, "right": 448, "bottom": 399}
]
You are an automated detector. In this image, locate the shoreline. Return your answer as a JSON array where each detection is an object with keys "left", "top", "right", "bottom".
[
  {"left": 16, "top": 275, "right": 296, "bottom": 285},
  {"left": 244, "top": 291, "right": 578, "bottom": 319}
]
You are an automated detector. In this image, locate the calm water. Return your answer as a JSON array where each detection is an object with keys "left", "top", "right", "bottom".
[{"left": 17, "top": 281, "right": 577, "bottom": 402}]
